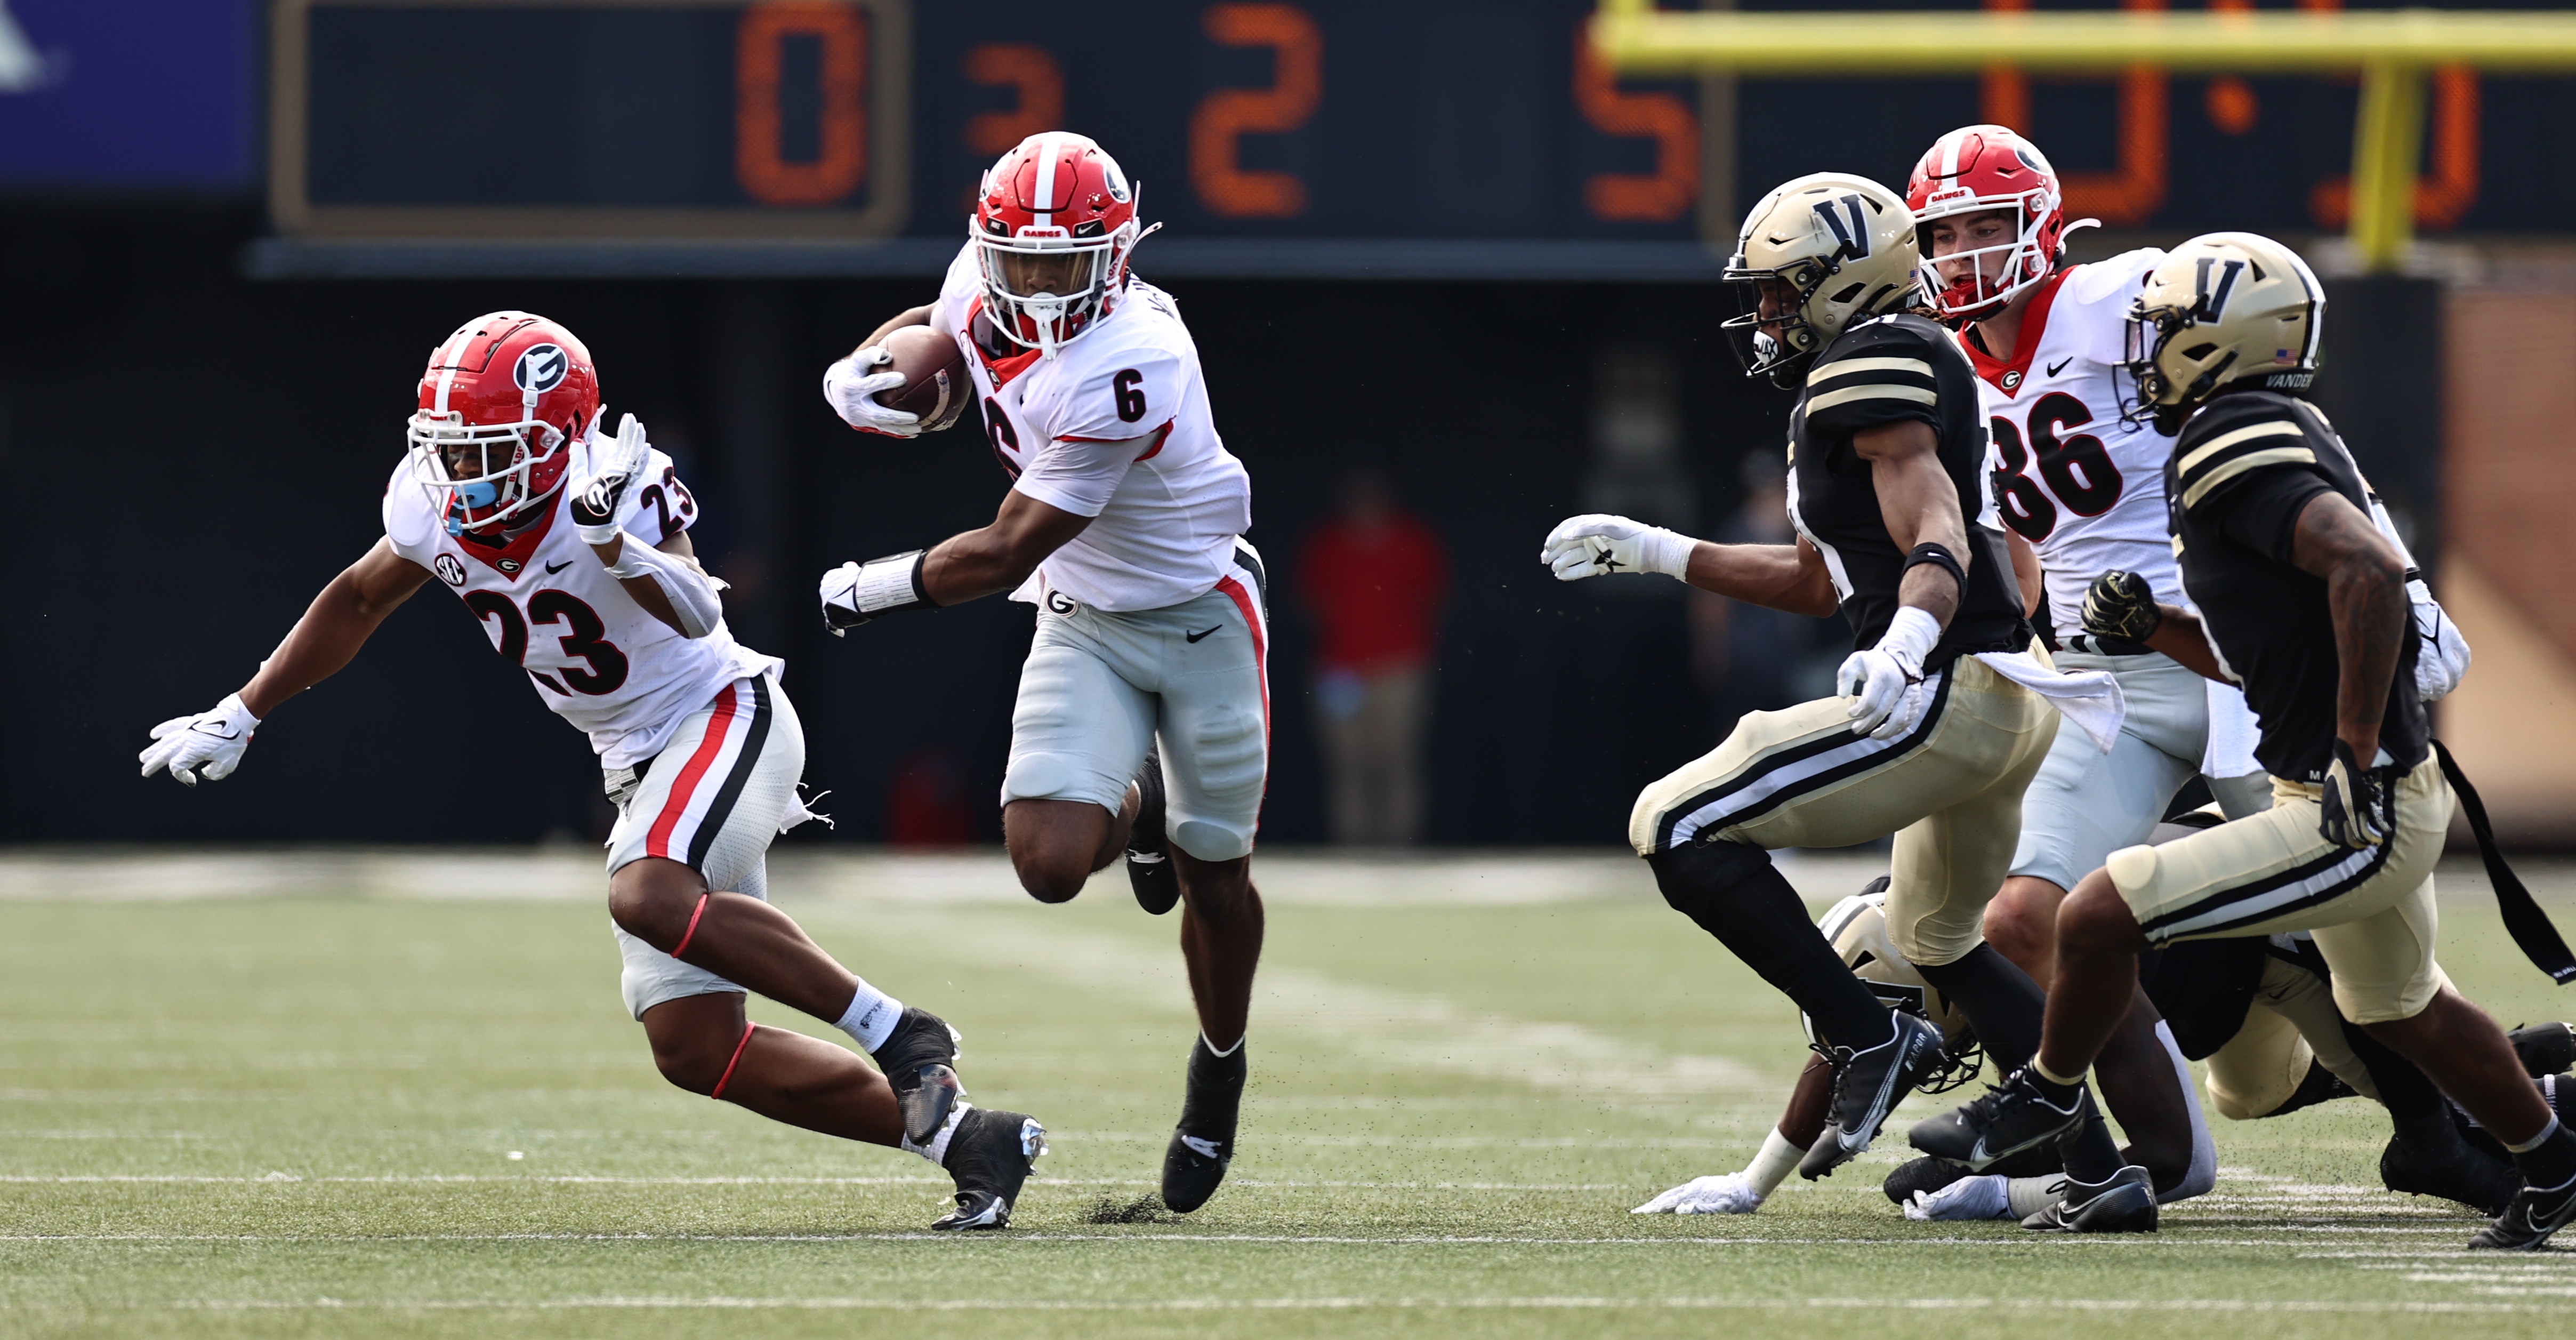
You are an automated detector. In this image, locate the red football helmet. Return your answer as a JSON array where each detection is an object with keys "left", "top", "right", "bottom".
[
  {"left": 405, "top": 312, "right": 600, "bottom": 537},
  {"left": 971, "top": 132, "right": 1154, "bottom": 358},
  {"left": 1906, "top": 125, "right": 2092, "bottom": 321}
]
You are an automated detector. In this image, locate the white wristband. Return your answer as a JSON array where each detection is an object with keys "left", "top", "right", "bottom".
[
  {"left": 851, "top": 551, "right": 931, "bottom": 613},
  {"left": 1743, "top": 1126, "right": 1805, "bottom": 1200},
  {"left": 1878, "top": 605, "right": 1943, "bottom": 668},
  {"left": 1640, "top": 527, "right": 1697, "bottom": 580}
]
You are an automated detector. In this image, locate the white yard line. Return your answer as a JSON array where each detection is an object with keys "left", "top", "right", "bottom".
[{"left": 117, "top": 1295, "right": 2560, "bottom": 1314}]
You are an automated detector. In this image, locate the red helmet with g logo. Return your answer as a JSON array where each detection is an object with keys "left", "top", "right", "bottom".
[
  {"left": 971, "top": 133, "right": 1154, "bottom": 358},
  {"left": 406, "top": 312, "right": 600, "bottom": 537},
  {"left": 1906, "top": 126, "right": 2091, "bottom": 321}
]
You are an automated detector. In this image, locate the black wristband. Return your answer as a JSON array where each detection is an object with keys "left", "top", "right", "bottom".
[{"left": 1902, "top": 542, "right": 1967, "bottom": 598}]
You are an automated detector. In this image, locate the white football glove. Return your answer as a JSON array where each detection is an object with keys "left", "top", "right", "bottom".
[
  {"left": 1630, "top": 1172, "right": 1765, "bottom": 1215},
  {"left": 1903, "top": 1174, "right": 2014, "bottom": 1221},
  {"left": 1539, "top": 513, "right": 1695, "bottom": 582},
  {"left": 139, "top": 693, "right": 261, "bottom": 788},
  {"left": 823, "top": 346, "right": 921, "bottom": 438},
  {"left": 2409, "top": 579, "right": 2472, "bottom": 702},
  {"left": 1837, "top": 605, "right": 1942, "bottom": 741},
  {"left": 569, "top": 410, "right": 653, "bottom": 546}
]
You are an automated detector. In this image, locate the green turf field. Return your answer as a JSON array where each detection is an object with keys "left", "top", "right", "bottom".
[{"left": 3, "top": 848, "right": 2573, "bottom": 1339}]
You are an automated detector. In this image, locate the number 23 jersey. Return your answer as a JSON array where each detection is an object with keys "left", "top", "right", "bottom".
[
  {"left": 1970, "top": 248, "right": 2183, "bottom": 638},
  {"left": 382, "top": 445, "right": 780, "bottom": 771},
  {"left": 932, "top": 243, "right": 1252, "bottom": 613}
]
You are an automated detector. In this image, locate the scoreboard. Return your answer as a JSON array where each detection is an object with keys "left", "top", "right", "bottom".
[{"left": 265, "top": 0, "right": 2576, "bottom": 276}]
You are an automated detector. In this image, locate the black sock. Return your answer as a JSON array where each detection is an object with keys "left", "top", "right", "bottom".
[
  {"left": 2514, "top": 1122, "right": 2576, "bottom": 1191},
  {"left": 1647, "top": 840, "right": 1893, "bottom": 1050},
  {"left": 1915, "top": 944, "right": 2045, "bottom": 1075},
  {"left": 2058, "top": 1092, "right": 2127, "bottom": 1184},
  {"left": 2343, "top": 1019, "right": 2448, "bottom": 1121},
  {"left": 2394, "top": 1109, "right": 2470, "bottom": 1161}
]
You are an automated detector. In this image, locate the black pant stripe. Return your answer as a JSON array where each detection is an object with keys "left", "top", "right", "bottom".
[
  {"left": 1652, "top": 667, "right": 1957, "bottom": 850},
  {"left": 2138, "top": 839, "right": 2392, "bottom": 940},
  {"left": 687, "top": 678, "right": 775, "bottom": 873}
]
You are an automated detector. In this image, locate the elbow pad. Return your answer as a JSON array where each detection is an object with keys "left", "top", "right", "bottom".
[{"left": 604, "top": 543, "right": 729, "bottom": 639}]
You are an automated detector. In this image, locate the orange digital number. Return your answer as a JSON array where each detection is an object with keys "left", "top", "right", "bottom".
[
  {"left": 1981, "top": 0, "right": 2167, "bottom": 226},
  {"left": 1189, "top": 4, "right": 1323, "bottom": 219},
  {"left": 1572, "top": 25, "right": 1696, "bottom": 223},
  {"left": 736, "top": 2, "right": 869, "bottom": 207},
  {"left": 963, "top": 44, "right": 1064, "bottom": 157}
]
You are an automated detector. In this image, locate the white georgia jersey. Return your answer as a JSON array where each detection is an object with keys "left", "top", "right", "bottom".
[
  {"left": 1967, "top": 248, "right": 2184, "bottom": 638},
  {"left": 383, "top": 444, "right": 780, "bottom": 770},
  {"left": 932, "top": 242, "right": 1252, "bottom": 613}
]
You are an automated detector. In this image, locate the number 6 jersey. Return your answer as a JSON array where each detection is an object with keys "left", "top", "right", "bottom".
[
  {"left": 382, "top": 443, "right": 780, "bottom": 770},
  {"left": 1969, "top": 248, "right": 2184, "bottom": 639},
  {"left": 932, "top": 242, "right": 1252, "bottom": 614}
]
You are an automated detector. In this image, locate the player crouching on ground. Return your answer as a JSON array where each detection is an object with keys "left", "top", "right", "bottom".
[
  {"left": 1913, "top": 234, "right": 2576, "bottom": 1250},
  {"left": 138, "top": 312, "right": 1044, "bottom": 1231},
  {"left": 816, "top": 134, "right": 1266, "bottom": 1215},
  {"left": 1543, "top": 172, "right": 2147, "bottom": 1223}
]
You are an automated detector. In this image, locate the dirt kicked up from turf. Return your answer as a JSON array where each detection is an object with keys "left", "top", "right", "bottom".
[{"left": 1, "top": 849, "right": 2571, "bottom": 1340}]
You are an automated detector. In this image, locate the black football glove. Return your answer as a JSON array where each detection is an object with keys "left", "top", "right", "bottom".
[
  {"left": 2319, "top": 739, "right": 2395, "bottom": 850},
  {"left": 2082, "top": 569, "right": 2163, "bottom": 644}
]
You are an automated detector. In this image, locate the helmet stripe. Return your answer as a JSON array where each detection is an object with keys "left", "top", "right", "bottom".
[
  {"left": 1032, "top": 132, "right": 1060, "bottom": 230},
  {"left": 1938, "top": 129, "right": 1963, "bottom": 179}
]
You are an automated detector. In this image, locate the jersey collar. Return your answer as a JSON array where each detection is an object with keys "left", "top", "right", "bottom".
[
  {"left": 1961, "top": 265, "right": 2075, "bottom": 398},
  {"left": 454, "top": 488, "right": 564, "bottom": 581},
  {"left": 965, "top": 296, "right": 1043, "bottom": 389}
]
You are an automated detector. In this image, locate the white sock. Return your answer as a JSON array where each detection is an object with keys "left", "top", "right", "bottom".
[
  {"left": 836, "top": 980, "right": 903, "bottom": 1053},
  {"left": 904, "top": 1100, "right": 971, "bottom": 1166},
  {"left": 2007, "top": 1174, "right": 2068, "bottom": 1219},
  {"left": 1203, "top": 1032, "right": 1243, "bottom": 1058},
  {"left": 1744, "top": 1127, "right": 1804, "bottom": 1199},
  {"left": 2154, "top": 1019, "right": 2218, "bottom": 1204},
  {"left": 2506, "top": 1113, "right": 2563, "bottom": 1154}
]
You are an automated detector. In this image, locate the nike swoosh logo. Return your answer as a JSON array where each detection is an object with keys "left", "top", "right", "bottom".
[
  {"left": 545, "top": 560, "right": 574, "bottom": 574},
  {"left": 1186, "top": 626, "right": 1222, "bottom": 643},
  {"left": 2044, "top": 358, "right": 2072, "bottom": 378},
  {"left": 1181, "top": 1135, "right": 1225, "bottom": 1159}
]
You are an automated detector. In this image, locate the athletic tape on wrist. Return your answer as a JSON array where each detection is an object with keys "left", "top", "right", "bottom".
[
  {"left": 1902, "top": 542, "right": 1967, "bottom": 599},
  {"left": 851, "top": 550, "right": 935, "bottom": 615}
]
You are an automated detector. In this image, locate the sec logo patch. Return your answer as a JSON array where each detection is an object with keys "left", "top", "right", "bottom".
[{"left": 434, "top": 555, "right": 468, "bottom": 587}]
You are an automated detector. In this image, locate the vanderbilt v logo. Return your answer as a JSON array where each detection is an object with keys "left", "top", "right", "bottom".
[
  {"left": 1812, "top": 194, "right": 1871, "bottom": 261},
  {"left": 2193, "top": 256, "right": 2247, "bottom": 321}
]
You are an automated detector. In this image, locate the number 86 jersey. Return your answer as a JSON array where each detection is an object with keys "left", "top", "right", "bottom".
[
  {"left": 1969, "top": 248, "right": 2184, "bottom": 640},
  {"left": 381, "top": 445, "right": 780, "bottom": 771}
]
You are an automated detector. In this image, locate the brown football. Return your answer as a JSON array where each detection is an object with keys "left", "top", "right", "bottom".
[{"left": 873, "top": 325, "right": 970, "bottom": 432}]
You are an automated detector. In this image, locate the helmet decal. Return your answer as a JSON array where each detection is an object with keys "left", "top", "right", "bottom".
[{"left": 514, "top": 343, "right": 570, "bottom": 395}]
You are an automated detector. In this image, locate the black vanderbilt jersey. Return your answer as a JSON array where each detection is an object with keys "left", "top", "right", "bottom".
[
  {"left": 2166, "top": 390, "right": 2426, "bottom": 783},
  {"left": 1787, "top": 313, "right": 2031, "bottom": 667}
]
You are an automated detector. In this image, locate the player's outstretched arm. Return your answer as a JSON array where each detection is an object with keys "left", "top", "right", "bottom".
[
  {"left": 818, "top": 491, "right": 1093, "bottom": 633},
  {"left": 141, "top": 540, "right": 431, "bottom": 787},
  {"left": 1539, "top": 515, "right": 1836, "bottom": 616}
]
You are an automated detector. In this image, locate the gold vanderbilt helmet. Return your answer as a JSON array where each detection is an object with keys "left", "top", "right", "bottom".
[
  {"left": 2121, "top": 231, "right": 2325, "bottom": 435},
  {"left": 1804, "top": 882, "right": 1983, "bottom": 1092},
  {"left": 1723, "top": 173, "right": 1922, "bottom": 387}
]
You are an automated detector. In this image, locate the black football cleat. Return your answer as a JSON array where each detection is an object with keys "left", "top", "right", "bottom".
[
  {"left": 2468, "top": 1174, "right": 2576, "bottom": 1251},
  {"left": 870, "top": 1006, "right": 964, "bottom": 1147},
  {"left": 1883, "top": 1155, "right": 1976, "bottom": 1206},
  {"left": 930, "top": 1106, "right": 1046, "bottom": 1232},
  {"left": 2382, "top": 1129, "right": 2520, "bottom": 1217},
  {"left": 1126, "top": 746, "right": 1180, "bottom": 916},
  {"left": 1799, "top": 1011, "right": 1945, "bottom": 1180},
  {"left": 2510, "top": 1022, "right": 2576, "bottom": 1078},
  {"left": 2022, "top": 1164, "right": 2158, "bottom": 1233},
  {"left": 1161, "top": 1036, "right": 1246, "bottom": 1213},
  {"left": 1909, "top": 1066, "right": 2090, "bottom": 1172}
]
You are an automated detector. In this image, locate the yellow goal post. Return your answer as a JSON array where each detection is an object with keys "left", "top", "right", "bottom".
[{"left": 1589, "top": 0, "right": 2576, "bottom": 270}]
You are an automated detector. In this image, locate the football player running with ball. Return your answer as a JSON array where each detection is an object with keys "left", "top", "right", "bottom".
[
  {"left": 1543, "top": 173, "right": 2145, "bottom": 1219},
  {"left": 1914, "top": 234, "right": 2576, "bottom": 1251},
  {"left": 816, "top": 133, "right": 1265, "bottom": 1214},
  {"left": 1899, "top": 125, "right": 2482, "bottom": 1216},
  {"left": 138, "top": 313, "right": 1045, "bottom": 1231}
]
